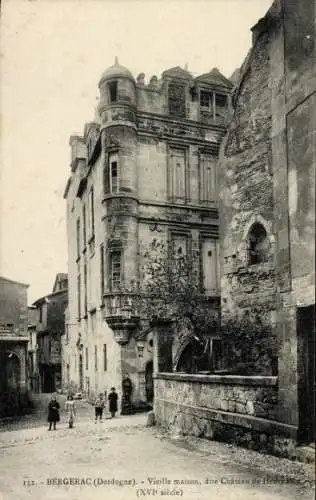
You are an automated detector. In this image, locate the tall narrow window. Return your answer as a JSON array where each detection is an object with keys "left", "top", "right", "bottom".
[
  {"left": 200, "top": 90, "right": 212, "bottom": 110},
  {"left": 171, "top": 235, "right": 188, "bottom": 259},
  {"left": 201, "top": 239, "right": 219, "bottom": 295},
  {"left": 82, "top": 204, "right": 87, "bottom": 248},
  {"left": 100, "top": 244, "right": 105, "bottom": 302},
  {"left": 77, "top": 273, "right": 81, "bottom": 318},
  {"left": 110, "top": 251, "right": 121, "bottom": 290},
  {"left": 94, "top": 345, "right": 98, "bottom": 371},
  {"left": 200, "top": 155, "right": 216, "bottom": 203},
  {"left": 103, "top": 344, "right": 107, "bottom": 371},
  {"left": 109, "top": 153, "right": 119, "bottom": 193},
  {"left": 76, "top": 217, "right": 81, "bottom": 258},
  {"left": 168, "top": 82, "right": 186, "bottom": 117},
  {"left": 108, "top": 81, "right": 118, "bottom": 103},
  {"left": 39, "top": 306, "right": 43, "bottom": 323},
  {"left": 215, "top": 93, "right": 227, "bottom": 112},
  {"left": 85, "top": 347, "right": 88, "bottom": 370},
  {"left": 169, "top": 148, "right": 186, "bottom": 201},
  {"left": 88, "top": 187, "right": 95, "bottom": 238},
  {"left": 171, "top": 234, "right": 189, "bottom": 277},
  {"left": 84, "top": 262, "right": 88, "bottom": 316}
]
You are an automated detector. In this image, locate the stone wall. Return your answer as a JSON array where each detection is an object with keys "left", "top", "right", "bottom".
[
  {"left": 154, "top": 373, "right": 298, "bottom": 458},
  {"left": 218, "top": 19, "right": 276, "bottom": 324},
  {"left": 218, "top": 0, "right": 315, "bottom": 436},
  {"left": 0, "top": 277, "right": 29, "bottom": 335}
]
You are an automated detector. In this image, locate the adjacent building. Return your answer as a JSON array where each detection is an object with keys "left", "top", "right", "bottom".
[
  {"left": 219, "top": 0, "right": 315, "bottom": 444},
  {"left": 63, "top": 61, "right": 233, "bottom": 403},
  {"left": 27, "top": 305, "right": 38, "bottom": 391},
  {"left": 32, "top": 274, "right": 68, "bottom": 393},
  {"left": 0, "top": 276, "right": 29, "bottom": 417}
]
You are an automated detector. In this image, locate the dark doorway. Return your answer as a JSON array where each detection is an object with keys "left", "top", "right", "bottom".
[
  {"left": 297, "top": 305, "right": 315, "bottom": 443},
  {"left": 40, "top": 364, "right": 55, "bottom": 393},
  {"left": 145, "top": 361, "right": 154, "bottom": 403},
  {"left": 0, "top": 352, "right": 22, "bottom": 418}
]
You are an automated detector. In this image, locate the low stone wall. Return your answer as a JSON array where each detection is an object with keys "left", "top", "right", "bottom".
[{"left": 154, "top": 373, "right": 298, "bottom": 458}]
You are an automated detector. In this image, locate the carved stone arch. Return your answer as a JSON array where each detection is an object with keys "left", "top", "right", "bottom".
[
  {"left": 242, "top": 213, "right": 272, "bottom": 241},
  {"left": 173, "top": 333, "right": 196, "bottom": 370}
]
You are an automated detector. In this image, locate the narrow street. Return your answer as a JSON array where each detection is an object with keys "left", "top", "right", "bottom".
[{"left": 0, "top": 401, "right": 314, "bottom": 500}]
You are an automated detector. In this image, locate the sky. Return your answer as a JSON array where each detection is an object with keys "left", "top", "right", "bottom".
[{"left": 1, "top": 0, "right": 273, "bottom": 304}]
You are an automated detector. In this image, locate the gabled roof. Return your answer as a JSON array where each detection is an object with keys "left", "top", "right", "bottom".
[
  {"left": 195, "top": 68, "right": 234, "bottom": 89},
  {"left": 162, "top": 66, "right": 193, "bottom": 80},
  {"left": 53, "top": 273, "right": 68, "bottom": 293}
]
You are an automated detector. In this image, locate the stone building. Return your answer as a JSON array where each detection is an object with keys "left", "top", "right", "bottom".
[
  {"left": 0, "top": 276, "right": 29, "bottom": 417},
  {"left": 219, "top": 0, "right": 315, "bottom": 445},
  {"left": 32, "top": 274, "right": 68, "bottom": 393},
  {"left": 63, "top": 60, "right": 233, "bottom": 403},
  {"left": 27, "top": 306, "right": 38, "bottom": 391}
]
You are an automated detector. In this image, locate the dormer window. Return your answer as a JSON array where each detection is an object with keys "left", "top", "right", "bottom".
[
  {"left": 199, "top": 89, "right": 228, "bottom": 124},
  {"left": 215, "top": 93, "right": 227, "bottom": 108},
  {"left": 108, "top": 81, "right": 118, "bottom": 103},
  {"left": 200, "top": 90, "right": 212, "bottom": 110},
  {"left": 168, "top": 82, "right": 186, "bottom": 118}
]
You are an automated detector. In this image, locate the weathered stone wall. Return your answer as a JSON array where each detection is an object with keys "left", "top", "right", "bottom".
[
  {"left": 0, "top": 278, "right": 29, "bottom": 335},
  {"left": 64, "top": 63, "right": 230, "bottom": 405},
  {"left": 154, "top": 373, "right": 298, "bottom": 458},
  {"left": 219, "top": 23, "right": 275, "bottom": 324},
  {"left": 155, "top": 373, "right": 277, "bottom": 420},
  {"left": 218, "top": 0, "right": 315, "bottom": 437}
]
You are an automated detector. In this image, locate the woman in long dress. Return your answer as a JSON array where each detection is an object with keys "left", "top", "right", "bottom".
[{"left": 65, "top": 394, "right": 76, "bottom": 428}]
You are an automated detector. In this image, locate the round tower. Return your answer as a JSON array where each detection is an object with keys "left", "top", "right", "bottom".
[
  {"left": 98, "top": 57, "right": 137, "bottom": 130},
  {"left": 98, "top": 59, "right": 139, "bottom": 345}
]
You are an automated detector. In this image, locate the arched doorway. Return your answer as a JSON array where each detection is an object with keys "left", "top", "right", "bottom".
[
  {"left": 176, "top": 337, "right": 210, "bottom": 373},
  {"left": 145, "top": 361, "right": 154, "bottom": 403}
]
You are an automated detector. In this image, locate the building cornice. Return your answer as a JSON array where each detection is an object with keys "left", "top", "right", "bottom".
[{"left": 137, "top": 110, "right": 226, "bottom": 133}]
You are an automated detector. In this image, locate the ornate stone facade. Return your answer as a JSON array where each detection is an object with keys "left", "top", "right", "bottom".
[{"left": 63, "top": 61, "right": 233, "bottom": 404}]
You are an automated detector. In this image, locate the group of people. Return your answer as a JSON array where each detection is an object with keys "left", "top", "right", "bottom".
[
  {"left": 94, "top": 388, "right": 118, "bottom": 423},
  {"left": 47, "top": 387, "right": 118, "bottom": 430}
]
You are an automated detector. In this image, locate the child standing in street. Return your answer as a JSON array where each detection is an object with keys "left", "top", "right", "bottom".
[
  {"left": 108, "top": 387, "right": 118, "bottom": 418},
  {"left": 47, "top": 394, "right": 60, "bottom": 431},
  {"left": 94, "top": 393, "right": 105, "bottom": 423},
  {"left": 65, "top": 394, "right": 76, "bottom": 428}
]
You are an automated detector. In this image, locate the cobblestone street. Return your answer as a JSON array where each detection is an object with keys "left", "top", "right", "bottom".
[{"left": 0, "top": 406, "right": 314, "bottom": 500}]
